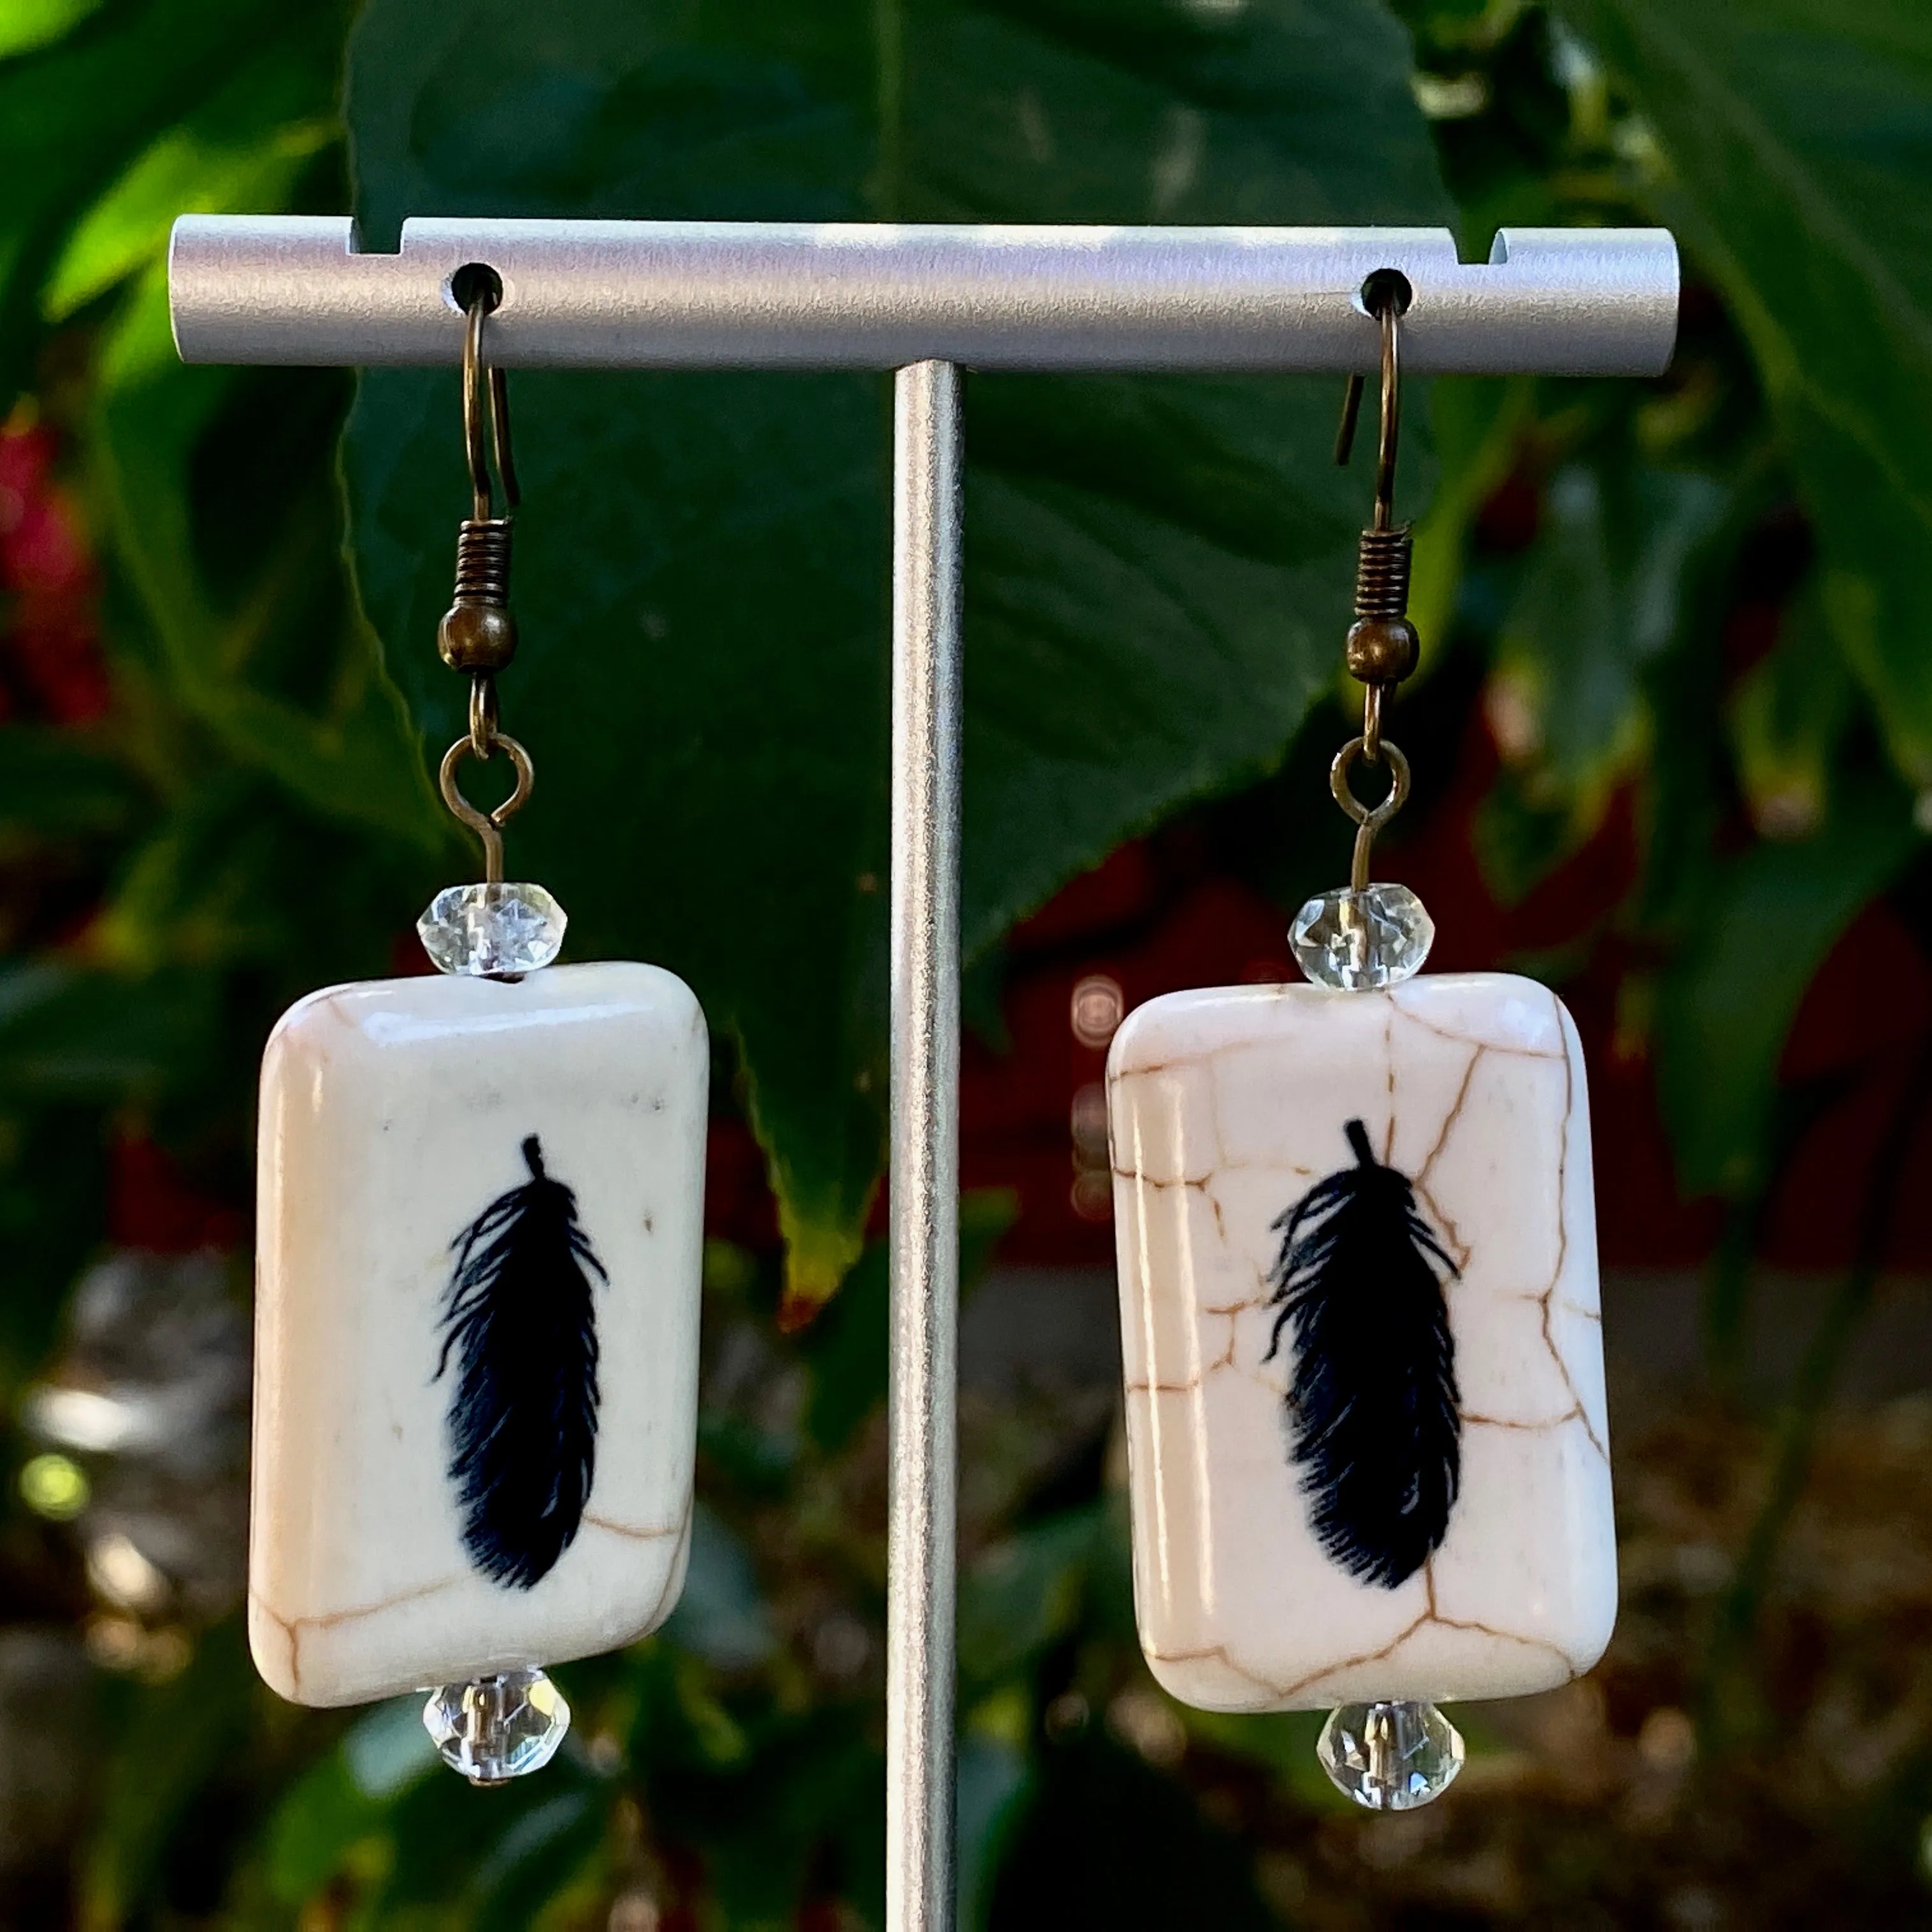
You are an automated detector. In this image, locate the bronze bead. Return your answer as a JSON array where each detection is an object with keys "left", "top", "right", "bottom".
[
  {"left": 1344, "top": 616, "right": 1418, "bottom": 685},
  {"left": 437, "top": 602, "right": 518, "bottom": 673}
]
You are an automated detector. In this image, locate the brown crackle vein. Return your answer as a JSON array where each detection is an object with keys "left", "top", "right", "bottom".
[
  {"left": 1202, "top": 1049, "right": 1232, "bottom": 1177},
  {"left": 1273, "top": 1561, "right": 1581, "bottom": 1703},
  {"left": 1202, "top": 1295, "right": 1265, "bottom": 1318},
  {"left": 1383, "top": 990, "right": 1566, "bottom": 1060},
  {"left": 1108, "top": 1058, "right": 1181, "bottom": 1082},
  {"left": 1275, "top": 1609, "right": 1435, "bottom": 1701},
  {"left": 1203, "top": 1182, "right": 1230, "bottom": 1244},
  {"left": 615, "top": 1496, "right": 696, "bottom": 1643},
  {"left": 1416, "top": 1044, "right": 1485, "bottom": 1190},
  {"left": 1111, "top": 1168, "right": 1212, "bottom": 1193},
  {"left": 1383, "top": 997, "right": 1396, "bottom": 1153},
  {"left": 1143, "top": 1313, "right": 1238, "bottom": 1392},
  {"left": 1207, "top": 1318, "right": 1237, "bottom": 1374},
  {"left": 1425, "top": 1612, "right": 1581, "bottom": 1676},
  {"left": 1147, "top": 1563, "right": 1583, "bottom": 1712},
  {"left": 582, "top": 1511, "right": 682, "bottom": 1541},
  {"left": 1530, "top": 1036, "right": 1608, "bottom": 1460},
  {"left": 1462, "top": 1409, "right": 1572, "bottom": 1432},
  {"left": 1415, "top": 1177, "right": 1472, "bottom": 1273},
  {"left": 1145, "top": 1641, "right": 1294, "bottom": 1702},
  {"left": 252, "top": 1573, "right": 461, "bottom": 1694}
]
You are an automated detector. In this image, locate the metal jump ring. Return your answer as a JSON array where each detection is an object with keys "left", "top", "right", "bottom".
[
  {"left": 1330, "top": 734, "right": 1411, "bottom": 893},
  {"left": 1330, "top": 735, "right": 1411, "bottom": 826},
  {"left": 438, "top": 728, "right": 534, "bottom": 886},
  {"left": 468, "top": 674, "right": 499, "bottom": 758}
]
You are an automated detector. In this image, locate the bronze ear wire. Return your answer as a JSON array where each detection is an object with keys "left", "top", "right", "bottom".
[
  {"left": 1329, "top": 275, "right": 1419, "bottom": 893},
  {"left": 436, "top": 275, "right": 534, "bottom": 885}
]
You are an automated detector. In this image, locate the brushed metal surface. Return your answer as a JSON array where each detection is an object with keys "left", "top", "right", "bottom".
[
  {"left": 888, "top": 360, "right": 962, "bottom": 1932},
  {"left": 169, "top": 217, "right": 1677, "bottom": 375}
]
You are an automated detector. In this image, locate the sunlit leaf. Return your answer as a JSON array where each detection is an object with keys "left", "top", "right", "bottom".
[
  {"left": 0, "top": 0, "right": 102, "bottom": 61},
  {"left": 0, "top": 0, "right": 342, "bottom": 394},
  {"left": 45, "top": 117, "right": 333, "bottom": 322}
]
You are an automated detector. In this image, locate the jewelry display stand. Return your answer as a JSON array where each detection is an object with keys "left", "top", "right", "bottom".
[{"left": 169, "top": 213, "right": 1678, "bottom": 1932}]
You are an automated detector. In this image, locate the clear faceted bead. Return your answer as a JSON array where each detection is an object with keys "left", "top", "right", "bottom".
[
  {"left": 1290, "top": 883, "right": 1433, "bottom": 991},
  {"left": 1317, "top": 1699, "right": 1464, "bottom": 1811},
  {"left": 422, "top": 1668, "right": 570, "bottom": 1785},
  {"left": 417, "top": 882, "right": 566, "bottom": 977}
]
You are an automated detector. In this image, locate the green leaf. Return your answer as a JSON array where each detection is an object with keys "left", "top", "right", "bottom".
[
  {"left": 956, "top": 1731, "right": 1032, "bottom": 1932},
  {"left": 0, "top": 0, "right": 100, "bottom": 60},
  {"left": 802, "top": 1187, "right": 1014, "bottom": 1450},
  {"left": 371, "top": 1746, "right": 606, "bottom": 1918},
  {"left": 343, "top": 0, "right": 1450, "bottom": 1306},
  {"left": 957, "top": 1507, "right": 1103, "bottom": 1694},
  {"left": 1406, "top": 373, "right": 1531, "bottom": 662},
  {"left": 1558, "top": 0, "right": 1932, "bottom": 779},
  {"left": 263, "top": 1700, "right": 433, "bottom": 1905},
  {"left": 0, "top": 0, "right": 338, "bottom": 394},
  {"left": 1655, "top": 774, "right": 1921, "bottom": 1197},
  {"left": 82, "top": 1620, "right": 258, "bottom": 1928},
  {"left": 45, "top": 113, "right": 335, "bottom": 323},
  {"left": 1478, "top": 454, "right": 1727, "bottom": 901},
  {"left": 91, "top": 270, "right": 437, "bottom": 849},
  {"left": 468, "top": 1788, "right": 603, "bottom": 1924},
  {"left": 0, "top": 1105, "right": 110, "bottom": 1395},
  {"left": 10, "top": 0, "right": 442, "bottom": 853},
  {"left": 0, "top": 725, "right": 142, "bottom": 842},
  {"left": 1729, "top": 582, "right": 1856, "bottom": 841},
  {"left": 662, "top": 1504, "right": 778, "bottom": 1670},
  {"left": 0, "top": 960, "right": 217, "bottom": 1100}
]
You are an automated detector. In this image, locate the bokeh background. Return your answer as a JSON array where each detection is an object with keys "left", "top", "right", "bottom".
[{"left": 2, "top": 0, "right": 1931, "bottom": 1924}]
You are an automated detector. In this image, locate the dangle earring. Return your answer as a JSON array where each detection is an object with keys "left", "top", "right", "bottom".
[
  {"left": 250, "top": 274, "right": 707, "bottom": 1784},
  {"left": 1106, "top": 274, "right": 1613, "bottom": 1811}
]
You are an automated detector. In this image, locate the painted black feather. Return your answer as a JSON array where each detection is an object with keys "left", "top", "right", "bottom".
[
  {"left": 436, "top": 1134, "right": 606, "bottom": 1590},
  {"left": 1264, "top": 1118, "right": 1460, "bottom": 1589}
]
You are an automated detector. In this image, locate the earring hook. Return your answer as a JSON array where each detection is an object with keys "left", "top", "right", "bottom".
[
  {"left": 438, "top": 271, "right": 533, "bottom": 884},
  {"left": 1328, "top": 275, "right": 1418, "bottom": 889},
  {"left": 1333, "top": 278, "right": 1404, "bottom": 531},
  {"left": 461, "top": 279, "right": 519, "bottom": 524}
]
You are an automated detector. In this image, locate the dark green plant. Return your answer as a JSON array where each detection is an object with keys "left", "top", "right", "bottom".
[{"left": 0, "top": 0, "right": 1928, "bottom": 1924}]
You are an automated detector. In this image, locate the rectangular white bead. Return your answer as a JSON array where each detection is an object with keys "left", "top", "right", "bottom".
[
  {"left": 252, "top": 961, "right": 707, "bottom": 1706},
  {"left": 1108, "top": 972, "right": 1613, "bottom": 1712}
]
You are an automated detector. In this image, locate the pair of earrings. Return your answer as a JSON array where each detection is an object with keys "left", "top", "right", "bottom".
[{"left": 249, "top": 280, "right": 1612, "bottom": 1807}]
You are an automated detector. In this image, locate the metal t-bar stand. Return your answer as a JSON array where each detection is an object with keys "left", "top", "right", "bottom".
[{"left": 169, "top": 214, "right": 1678, "bottom": 1932}]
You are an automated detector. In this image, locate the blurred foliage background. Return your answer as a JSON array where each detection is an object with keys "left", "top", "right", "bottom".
[{"left": 1, "top": 0, "right": 1931, "bottom": 1924}]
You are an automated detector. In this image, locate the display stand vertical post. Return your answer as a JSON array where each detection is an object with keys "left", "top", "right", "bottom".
[{"left": 886, "top": 358, "right": 964, "bottom": 1932}]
